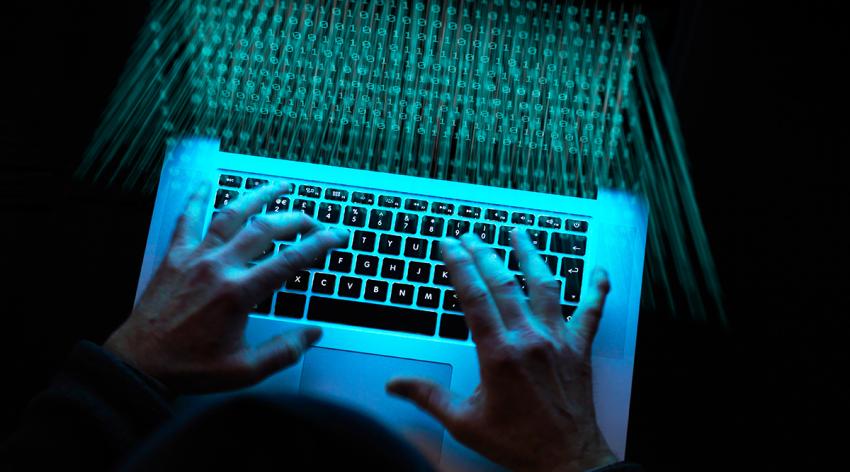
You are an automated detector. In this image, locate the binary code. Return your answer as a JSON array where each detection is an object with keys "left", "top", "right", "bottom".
[{"left": 180, "top": 0, "right": 643, "bottom": 197}]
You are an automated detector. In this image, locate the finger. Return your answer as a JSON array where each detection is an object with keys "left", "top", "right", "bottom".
[
  {"left": 386, "top": 377, "right": 464, "bottom": 431},
  {"left": 215, "top": 212, "right": 321, "bottom": 264},
  {"left": 440, "top": 237, "right": 507, "bottom": 345},
  {"left": 568, "top": 267, "right": 611, "bottom": 355},
  {"left": 202, "top": 180, "right": 292, "bottom": 249},
  {"left": 459, "top": 233, "right": 533, "bottom": 331},
  {"left": 240, "top": 228, "right": 349, "bottom": 300},
  {"left": 170, "top": 181, "right": 212, "bottom": 250},
  {"left": 511, "top": 229, "right": 565, "bottom": 333},
  {"left": 244, "top": 327, "right": 323, "bottom": 384}
]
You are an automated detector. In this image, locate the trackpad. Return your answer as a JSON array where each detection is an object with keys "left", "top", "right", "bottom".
[{"left": 299, "top": 347, "right": 452, "bottom": 462}]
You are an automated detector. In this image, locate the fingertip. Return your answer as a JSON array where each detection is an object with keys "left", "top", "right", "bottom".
[
  {"left": 385, "top": 377, "right": 413, "bottom": 396},
  {"left": 591, "top": 267, "right": 611, "bottom": 293},
  {"left": 302, "top": 326, "right": 323, "bottom": 345}
]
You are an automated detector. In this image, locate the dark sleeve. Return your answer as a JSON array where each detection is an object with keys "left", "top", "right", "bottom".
[
  {"left": 588, "top": 462, "right": 644, "bottom": 471},
  {"left": 0, "top": 341, "right": 173, "bottom": 470}
]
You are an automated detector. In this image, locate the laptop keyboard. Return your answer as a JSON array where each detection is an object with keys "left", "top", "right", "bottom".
[{"left": 213, "top": 173, "right": 589, "bottom": 342}]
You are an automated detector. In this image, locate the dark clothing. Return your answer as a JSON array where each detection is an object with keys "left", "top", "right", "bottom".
[{"left": 1, "top": 341, "right": 642, "bottom": 471}]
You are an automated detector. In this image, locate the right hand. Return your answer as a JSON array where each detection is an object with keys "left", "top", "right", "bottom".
[{"left": 387, "top": 231, "right": 617, "bottom": 472}]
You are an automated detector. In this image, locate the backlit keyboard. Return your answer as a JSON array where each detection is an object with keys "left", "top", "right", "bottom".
[{"left": 213, "top": 173, "right": 590, "bottom": 342}]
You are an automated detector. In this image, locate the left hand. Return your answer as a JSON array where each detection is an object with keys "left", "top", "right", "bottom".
[{"left": 104, "top": 181, "right": 348, "bottom": 393}]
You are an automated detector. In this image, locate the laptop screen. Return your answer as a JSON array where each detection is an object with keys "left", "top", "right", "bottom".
[{"left": 169, "top": 0, "right": 642, "bottom": 199}]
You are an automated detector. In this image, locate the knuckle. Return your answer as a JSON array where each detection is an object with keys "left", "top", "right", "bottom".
[
  {"left": 278, "top": 248, "right": 310, "bottom": 271},
  {"left": 537, "top": 277, "right": 562, "bottom": 296},
  {"left": 490, "top": 346, "right": 521, "bottom": 370},
  {"left": 492, "top": 275, "right": 519, "bottom": 294},
  {"left": 191, "top": 256, "right": 222, "bottom": 279},
  {"left": 249, "top": 214, "right": 276, "bottom": 234},
  {"left": 462, "top": 286, "right": 490, "bottom": 307},
  {"left": 216, "top": 276, "right": 246, "bottom": 303},
  {"left": 522, "top": 336, "right": 557, "bottom": 360}
]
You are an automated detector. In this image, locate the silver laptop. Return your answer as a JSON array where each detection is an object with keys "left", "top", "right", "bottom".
[{"left": 136, "top": 137, "right": 648, "bottom": 470}]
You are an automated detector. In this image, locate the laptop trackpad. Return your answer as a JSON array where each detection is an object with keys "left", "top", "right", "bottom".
[{"left": 299, "top": 347, "right": 452, "bottom": 462}]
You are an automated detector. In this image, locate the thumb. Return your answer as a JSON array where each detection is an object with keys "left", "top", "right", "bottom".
[
  {"left": 386, "top": 377, "right": 463, "bottom": 429},
  {"left": 247, "top": 327, "right": 323, "bottom": 383}
]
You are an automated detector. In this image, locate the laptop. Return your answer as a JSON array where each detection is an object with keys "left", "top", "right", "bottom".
[{"left": 135, "top": 137, "right": 648, "bottom": 470}]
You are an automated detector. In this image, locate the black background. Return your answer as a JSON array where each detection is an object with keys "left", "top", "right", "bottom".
[{"left": 0, "top": 1, "right": 844, "bottom": 470}]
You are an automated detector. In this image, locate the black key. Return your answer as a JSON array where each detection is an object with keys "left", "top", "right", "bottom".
[
  {"left": 381, "top": 258, "right": 405, "bottom": 279},
  {"left": 394, "top": 212, "right": 419, "bottom": 234},
  {"left": 493, "top": 248, "right": 507, "bottom": 260},
  {"left": 328, "top": 251, "right": 353, "bottom": 272},
  {"left": 298, "top": 184, "right": 322, "bottom": 198},
  {"left": 473, "top": 223, "right": 496, "bottom": 244},
  {"left": 352, "top": 192, "right": 375, "bottom": 205},
  {"left": 550, "top": 233, "right": 587, "bottom": 255},
  {"left": 378, "top": 195, "right": 402, "bottom": 208},
  {"left": 561, "top": 304, "right": 577, "bottom": 321},
  {"left": 429, "top": 240, "right": 443, "bottom": 261},
  {"left": 293, "top": 199, "right": 316, "bottom": 217},
  {"left": 443, "top": 290, "right": 461, "bottom": 312},
  {"left": 404, "top": 198, "right": 428, "bottom": 211},
  {"left": 485, "top": 209, "right": 508, "bottom": 222},
  {"left": 540, "top": 254, "right": 558, "bottom": 274},
  {"left": 368, "top": 209, "right": 393, "bottom": 230},
  {"left": 404, "top": 237, "right": 428, "bottom": 258},
  {"left": 364, "top": 279, "right": 389, "bottom": 301},
  {"left": 498, "top": 226, "right": 516, "bottom": 246},
  {"left": 390, "top": 283, "right": 415, "bottom": 305},
  {"left": 352, "top": 230, "right": 376, "bottom": 252},
  {"left": 378, "top": 234, "right": 402, "bottom": 255},
  {"left": 308, "top": 254, "right": 327, "bottom": 270},
  {"left": 458, "top": 205, "right": 481, "bottom": 218},
  {"left": 286, "top": 270, "right": 310, "bottom": 291},
  {"left": 433, "top": 264, "right": 452, "bottom": 286},
  {"left": 407, "top": 261, "right": 431, "bottom": 283},
  {"left": 338, "top": 276, "right": 362, "bottom": 298},
  {"left": 355, "top": 255, "right": 379, "bottom": 276},
  {"left": 439, "top": 314, "right": 469, "bottom": 340},
  {"left": 561, "top": 257, "right": 584, "bottom": 302},
  {"left": 343, "top": 205, "right": 367, "bottom": 227},
  {"left": 539, "top": 216, "right": 562, "bottom": 229},
  {"left": 307, "top": 296, "right": 436, "bottom": 335},
  {"left": 508, "top": 250, "right": 521, "bottom": 271},
  {"left": 511, "top": 212, "right": 535, "bottom": 225},
  {"left": 447, "top": 219, "right": 471, "bottom": 238},
  {"left": 566, "top": 219, "right": 589, "bottom": 232},
  {"left": 516, "top": 275, "right": 528, "bottom": 295},
  {"left": 325, "top": 188, "right": 349, "bottom": 201},
  {"left": 420, "top": 216, "right": 445, "bottom": 237},
  {"left": 526, "top": 229, "right": 548, "bottom": 250},
  {"left": 245, "top": 178, "right": 268, "bottom": 189},
  {"left": 317, "top": 202, "right": 341, "bottom": 223},
  {"left": 431, "top": 202, "right": 454, "bottom": 215},
  {"left": 312, "top": 273, "right": 336, "bottom": 294},
  {"left": 251, "top": 295, "right": 273, "bottom": 314},
  {"left": 219, "top": 174, "right": 242, "bottom": 188},
  {"left": 266, "top": 196, "right": 290, "bottom": 213},
  {"left": 215, "top": 189, "right": 238, "bottom": 208},
  {"left": 416, "top": 287, "right": 441, "bottom": 309},
  {"left": 274, "top": 292, "right": 306, "bottom": 318}
]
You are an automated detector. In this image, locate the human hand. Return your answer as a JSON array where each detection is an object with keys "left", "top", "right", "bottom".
[
  {"left": 104, "top": 181, "right": 348, "bottom": 393},
  {"left": 387, "top": 231, "right": 616, "bottom": 472}
]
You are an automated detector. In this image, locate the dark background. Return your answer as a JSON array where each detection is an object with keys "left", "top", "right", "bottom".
[{"left": 0, "top": 1, "right": 844, "bottom": 470}]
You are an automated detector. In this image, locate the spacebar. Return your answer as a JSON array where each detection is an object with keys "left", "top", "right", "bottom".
[{"left": 307, "top": 296, "right": 437, "bottom": 336}]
